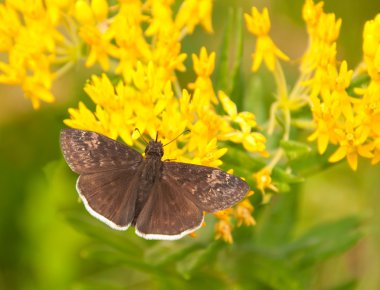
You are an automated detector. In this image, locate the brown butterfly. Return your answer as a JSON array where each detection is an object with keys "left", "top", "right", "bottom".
[{"left": 60, "top": 129, "right": 249, "bottom": 240}]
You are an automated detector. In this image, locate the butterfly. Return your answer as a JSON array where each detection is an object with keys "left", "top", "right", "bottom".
[{"left": 60, "top": 128, "right": 249, "bottom": 240}]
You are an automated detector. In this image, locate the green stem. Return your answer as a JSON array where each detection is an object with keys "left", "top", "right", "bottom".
[
  {"left": 54, "top": 61, "right": 74, "bottom": 79},
  {"left": 265, "top": 61, "right": 293, "bottom": 170},
  {"left": 267, "top": 101, "right": 279, "bottom": 135},
  {"left": 267, "top": 148, "right": 284, "bottom": 170},
  {"left": 173, "top": 76, "right": 182, "bottom": 98},
  {"left": 273, "top": 60, "right": 288, "bottom": 102}
]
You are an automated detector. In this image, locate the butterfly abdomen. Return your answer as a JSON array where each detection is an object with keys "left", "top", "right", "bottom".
[{"left": 132, "top": 157, "right": 164, "bottom": 225}]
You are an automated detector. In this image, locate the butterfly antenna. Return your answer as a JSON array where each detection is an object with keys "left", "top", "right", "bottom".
[
  {"left": 163, "top": 129, "right": 191, "bottom": 147},
  {"left": 155, "top": 132, "right": 158, "bottom": 142},
  {"left": 134, "top": 128, "right": 148, "bottom": 145}
]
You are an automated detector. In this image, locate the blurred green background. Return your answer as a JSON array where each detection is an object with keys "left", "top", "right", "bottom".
[{"left": 1, "top": 1, "right": 380, "bottom": 290}]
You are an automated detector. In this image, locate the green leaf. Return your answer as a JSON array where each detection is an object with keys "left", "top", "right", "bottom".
[
  {"left": 215, "top": 8, "right": 245, "bottom": 109},
  {"left": 289, "top": 146, "right": 333, "bottom": 177},
  {"left": 243, "top": 74, "right": 267, "bottom": 120},
  {"left": 280, "top": 140, "right": 312, "bottom": 161},
  {"left": 149, "top": 242, "right": 206, "bottom": 267},
  {"left": 235, "top": 253, "right": 304, "bottom": 290},
  {"left": 65, "top": 210, "right": 143, "bottom": 257},
  {"left": 75, "top": 266, "right": 153, "bottom": 290},
  {"left": 287, "top": 216, "right": 364, "bottom": 267},
  {"left": 80, "top": 244, "right": 156, "bottom": 273},
  {"left": 229, "top": 8, "right": 245, "bottom": 109},
  {"left": 271, "top": 166, "right": 304, "bottom": 184},
  {"left": 73, "top": 282, "right": 127, "bottom": 290},
  {"left": 255, "top": 189, "right": 300, "bottom": 247},
  {"left": 326, "top": 280, "right": 358, "bottom": 290},
  {"left": 215, "top": 8, "right": 234, "bottom": 94},
  {"left": 176, "top": 240, "right": 224, "bottom": 279}
]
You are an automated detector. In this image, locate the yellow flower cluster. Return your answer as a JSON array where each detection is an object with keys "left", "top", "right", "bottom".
[
  {"left": 301, "top": 0, "right": 378, "bottom": 170},
  {"left": 246, "top": 0, "right": 380, "bottom": 171},
  {"left": 0, "top": 0, "right": 75, "bottom": 109},
  {"left": 73, "top": 0, "right": 213, "bottom": 84},
  {"left": 64, "top": 1, "right": 266, "bottom": 243},
  {"left": 302, "top": 0, "right": 348, "bottom": 154},
  {"left": 0, "top": 0, "right": 213, "bottom": 108},
  {"left": 356, "top": 14, "right": 380, "bottom": 165}
]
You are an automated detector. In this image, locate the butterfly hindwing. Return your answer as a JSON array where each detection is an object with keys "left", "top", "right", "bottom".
[
  {"left": 60, "top": 129, "right": 143, "bottom": 174},
  {"left": 77, "top": 169, "right": 140, "bottom": 230},
  {"left": 163, "top": 162, "right": 249, "bottom": 213},
  {"left": 135, "top": 176, "right": 204, "bottom": 240}
]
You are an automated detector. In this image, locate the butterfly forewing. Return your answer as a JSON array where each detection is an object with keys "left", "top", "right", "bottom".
[
  {"left": 163, "top": 162, "right": 249, "bottom": 212},
  {"left": 60, "top": 129, "right": 143, "bottom": 174},
  {"left": 135, "top": 177, "right": 204, "bottom": 240},
  {"left": 77, "top": 169, "right": 140, "bottom": 230}
]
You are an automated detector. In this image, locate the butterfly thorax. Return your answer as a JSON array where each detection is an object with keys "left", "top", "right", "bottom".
[{"left": 139, "top": 141, "right": 164, "bottom": 192}]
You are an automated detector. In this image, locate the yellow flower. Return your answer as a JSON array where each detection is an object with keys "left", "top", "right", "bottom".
[
  {"left": 301, "top": 38, "right": 337, "bottom": 76},
  {"left": 64, "top": 101, "right": 108, "bottom": 136},
  {"left": 21, "top": 71, "right": 55, "bottom": 109},
  {"left": 74, "top": 0, "right": 96, "bottom": 25},
  {"left": 218, "top": 91, "right": 267, "bottom": 154},
  {"left": 189, "top": 47, "right": 217, "bottom": 104},
  {"left": 253, "top": 168, "right": 277, "bottom": 204},
  {"left": 302, "top": 0, "right": 324, "bottom": 30},
  {"left": 235, "top": 199, "right": 256, "bottom": 227},
  {"left": 308, "top": 97, "right": 339, "bottom": 154},
  {"left": 145, "top": 0, "right": 175, "bottom": 36},
  {"left": 214, "top": 220, "right": 233, "bottom": 244},
  {"left": 327, "top": 62, "right": 354, "bottom": 120},
  {"left": 91, "top": 0, "right": 109, "bottom": 22},
  {"left": 78, "top": 25, "right": 114, "bottom": 71},
  {"left": 108, "top": 1, "right": 152, "bottom": 82},
  {"left": 362, "top": 13, "right": 380, "bottom": 81},
  {"left": 355, "top": 82, "right": 380, "bottom": 135},
  {"left": 150, "top": 26, "right": 187, "bottom": 83},
  {"left": 0, "top": 3, "right": 22, "bottom": 51},
  {"left": 245, "top": 7, "right": 289, "bottom": 72},
  {"left": 328, "top": 121, "right": 373, "bottom": 171},
  {"left": 175, "top": 0, "right": 213, "bottom": 34},
  {"left": 371, "top": 137, "right": 380, "bottom": 164},
  {"left": 315, "top": 13, "right": 342, "bottom": 44}
]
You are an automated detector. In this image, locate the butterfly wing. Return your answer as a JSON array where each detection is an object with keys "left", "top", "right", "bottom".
[
  {"left": 77, "top": 170, "right": 140, "bottom": 230},
  {"left": 60, "top": 129, "right": 143, "bottom": 174},
  {"left": 163, "top": 162, "right": 249, "bottom": 213},
  {"left": 135, "top": 176, "right": 204, "bottom": 240},
  {"left": 60, "top": 129, "right": 144, "bottom": 230}
]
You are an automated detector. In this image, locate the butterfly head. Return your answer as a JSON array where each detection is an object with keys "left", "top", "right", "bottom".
[{"left": 145, "top": 141, "right": 164, "bottom": 159}]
